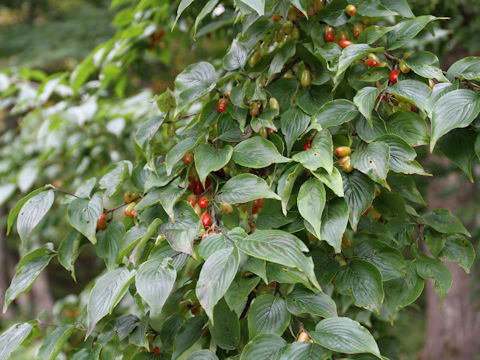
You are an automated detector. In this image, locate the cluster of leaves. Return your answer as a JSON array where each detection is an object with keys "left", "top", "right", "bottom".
[{"left": 1, "top": 0, "right": 480, "bottom": 359}]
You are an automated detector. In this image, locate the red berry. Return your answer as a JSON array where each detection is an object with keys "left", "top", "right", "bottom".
[
  {"left": 184, "top": 153, "right": 192, "bottom": 164},
  {"left": 339, "top": 39, "right": 354, "bottom": 48},
  {"left": 198, "top": 196, "right": 209, "bottom": 209},
  {"left": 325, "top": 26, "right": 335, "bottom": 42},
  {"left": 96, "top": 213, "right": 107, "bottom": 230},
  {"left": 304, "top": 140, "right": 312, "bottom": 151},
  {"left": 365, "top": 59, "right": 379, "bottom": 67},
  {"left": 187, "top": 194, "right": 196, "bottom": 207},
  {"left": 201, "top": 213, "right": 211, "bottom": 227},
  {"left": 345, "top": 4, "right": 356, "bottom": 16},
  {"left": 389, "top": 69, "right": 399, "bottom": 84},
  {"left": 131, "top": 210, "right": 137, "bottom": 217},
  {"left": 255, "top": 198, "right": 265, "bottom": 208},
  {"left": 226, "top": 91, "right": 231, "bottom": 99},
  {"left": 193, "top": 181, "right": 203, "bottom": 195},
  {"left": 272, "top": 13, "right": 282, "bottom": 22},
  {"left": 217, "top": 98, "right": 227, "bottom": 113},
  {"left": 204, "top": 176, "right": 211, "bottom": 189},
  {"left": 252, "top": 204, "right": 260, "bottom": 215}
]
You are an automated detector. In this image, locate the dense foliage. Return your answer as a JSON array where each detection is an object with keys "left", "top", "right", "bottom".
[{"left": 1, "top": 0, "right": 480, "bottom": 359}]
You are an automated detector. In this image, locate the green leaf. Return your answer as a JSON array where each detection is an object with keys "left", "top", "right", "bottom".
[
  {"left": 161, "top": 201, "right": 202, "bottom": 256},
  {"left": 0, "top": 323, "right": 34, "bottom": 360},
  {"left": 386, "top": 110, "right": 429, "bottom": 146},
  {"left": 278, "top": 163, "right": 303, "bottom": 215},
  {"left": 173, "top": 316, "right": 208, "bottom": 358},
  {"left": 38, "top": 325, "right": 75, "bottom": 360},
  {"left": 381, "top": 0, "right": 414, "bottom": 17},
  {"left": 216, "top": 174, "right": 281, "bottom": 204},
  {"left": 336, "top": 259, "right": 384, "bottom": 313},
  {"left": 175, "top": 61, "right": 216, "bottom": 111},
  {"left": 386, "top": 80, "right": 431, "bottom": 113},
  {"left": 281, "top": 107, "right": 311, "bottom": 155},
  {"left": 240, "top": 334, "right": 286, "bottom": 360},
  {"left": 194, "top": 0, "right": 219, "bottom": 38},
  {"left": 173, "top": 0, "right": 194, "bottom": 29},
  {"left": 266, "top": 263, "right": 313, "bottom": 290},
  {"left": 321, "top": 198, "right": 349, "bottom": 253},
  {"left": 404, "top": 51, "right": 448, "bottom": 82},
  {"left": 356, "top": 114, "right": 387, "bottom": 143},
  {"left": 354, "top": 238, "right": 406, "bottom": 281},
  {"left": 87, "top": 268, "right": 136, "bottom": 337},
  {"left": 375, "top": 135, "right": 428, "bottom": 175},
  {"left": 4, "top": 245, "right": 55, "bottom": 312},
  {"left": 67, "top": 193, "right": 103, "bottom": 244},
  {"left": 430, "top": 89, "right": 480, "bottom": 151},
  {"left": 422, "top": 209, "right": 470, "bottom": 237},
  {"left": 354, "top": 87, "right": 382, "bottom": 127},
  {"left": 415, "top": 255, "right": 452, "bottom": 301},
  {"left": 239, "top": 0, "right": 265, "bottom": 15},
  {"left": 311, "top": 99, "right": 359, "bottom": 129},
  {"left": 351, "top": 142, "right": 390, "bottom": 189},
  {"left": 342, "top": 171, "right": 375, "bottom": 231},
  {"left": 296, "top": 86, "right": 332, "bottom": 116},
  {"left": 198, "top": 233, "right": 234, "bottom": 260},
  {"left": 238, "top": 230, "right": 320, "bottom": 290},
  {"left": 233, "top": 136, "right": 290, "bottom": 168},
  {"left": 58, "top": 230, "right": 82, "bottom": 281},
  {"left": 158, "top": 182, "right": 186, "bottom": 221},
  {"left": 99, "top": 161, "right": 132, "bottom": 197},
  {"left": 446, "top": 56, "right": 480, "bottom": 81},
  {"left": 248, "top": 294, "right": 290, "bottom": 338},
  {"left": 357, "top": 24, "right": 399, "bottom": 44},
  {"left": 7, "top": 185, "right": 53, "bottom": 236},
  {"left": 223, "top": 39, "right": 248, "bottom": 70},
  {"left": 312, "top": 167, "right": 344, "bottom": 197},
  {"left": 384, "top": 263, "right": 424, "bottom": 313},
  {"left": 136, "top": 257, "right": 176, "bottom": 316},
  {"left": 286, "top": 286, "right": 337, "bottom": 318},
  {"left": 336, "top": 45, "right": 383, "bottom": 82},
  {"left": 297, "top": 178, "right": 326, "bottom": 239},
  {"left": 166, "top": 136, "right": 199, "bottom": 176},
  {"left": 424, "top": 228, "right": 446, "bottom": 259},
  {"left": 196, "top": 247, "right": 240, "bottom": 320},
  {"left": 154, "top": 88, "right": 176, "bottom": 113},
  {"left": 440, "top": 234, "right": 475, "bottom": 274},
  {"left": 386, "top": 15, "right": 440, "bottom": 50},
  {"left": 135, "top": 114, "right": 166, "bottom": 148},
  {"left": 225, "top": 276, "right": 260, "bottom": 316},
  {"left": 311, "top": 317, "right": 381, "bottom": 358},
  {"left": 185, "top": 350, "right": 219, "bottom": 360},
  {"left": 388, "top": 174, "right": 426, "bottom": 205},
  {"left": 438, "top": 128, "right": 476, "bottom": 181},
  {"left": 357, "top": 0, "right": 397, "bottom": 16},
  {"left": 96, "top": 220, "right": 124, "bottom": 270},
  {"left": 269, "top": 42, "right": 296, "bottom": 77},
  {"left": 292, "top": 130, "right": 333, "bottom": 173},
  {"left": 16, "top": 190, "right": 54, "bottom": 248},
  {"left": 279, "top": 342, "right": 332, "bottom": 360},
  {"left": 289, "top": 0, "right": 309, "bottom": 18}
]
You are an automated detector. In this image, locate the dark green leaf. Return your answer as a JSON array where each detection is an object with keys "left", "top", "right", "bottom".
[{"left": 216, "top": 174, "right": 281, "bottom": 204}]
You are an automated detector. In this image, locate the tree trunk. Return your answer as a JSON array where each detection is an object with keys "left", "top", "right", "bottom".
[
  {"left": 420, "top": 159, "right": 480, "bottom": 360},
  {"left": 0, "top": 206, "right": 16, "bottom": 320}
]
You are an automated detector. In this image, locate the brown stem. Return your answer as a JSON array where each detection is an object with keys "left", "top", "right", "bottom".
[
  {"left": 240, "top": 291, "right": 256, "bottom": 319},
  {"left": 54, "top": 188, "right": 80, "bottom": 199},
  {"left": 265, "top": 58, "right": 301, "bottom": 88}
]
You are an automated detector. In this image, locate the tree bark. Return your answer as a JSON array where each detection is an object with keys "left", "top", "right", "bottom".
[
  {"left": 420, "top": 159, "right": 480, "bottom": 360},
  {"left": 0, "top": 206, "right": 16, "bottom": 320}
]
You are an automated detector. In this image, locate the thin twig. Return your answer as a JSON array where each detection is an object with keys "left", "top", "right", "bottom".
[
  {"left": 54, "top": 187, "right": 80, "bottom": 199},
  {"left": 214, "top": 226, "right": 236, "bottom": 244},
  {"left": 265, "top": 58, "right": 301, "bottom": 88},
  {"left": 240, "top": 291, "right": 256, "bottom": 319}
]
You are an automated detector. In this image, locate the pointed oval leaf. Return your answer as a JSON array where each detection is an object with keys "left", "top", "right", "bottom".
[
  {"left": 216, "top": 174, "right": 280, "bottom": 204},
  {"left": 286, "top": 286, "right": 337, "bottom": 318},
  {"left": 195, "top": 143, "right": 233, "bottom": 186},
  {"left": 67, "top": 193, "right": 103, "bottom": 244},
  {"left": 240, "top": 334, "right": 286, "bottom": 360},
  {"left": 223, "top": 39, "right": 248, "bottom": 70},
  {"left": 281, "top": 107, "right": 311, "bottom": 155},
  {"left": 87, "top": 268, "right": 136, "bottom": 337},
  {"left": 386, "top": 15, "right": 439, "bottom": 50},
  {"left": 0, "top": 323, "right": 33, "bottom": 360},
  {"left": 321, "top": 197, "right": 349, "bottom": 253},
  {"left": 446, "top": 56, "right": 480, "bottom": 81},
  {"left": 38, "top": 325, "right": 75, "bottom": 360},
  {"left": 17, "top": 190, "right": 54, "bottom": 247},
  {"left": 196, "top": 247, "right": 240, "bottom": 320},
  {"left": 248, "top": 294, "right": 290, "bottom": 338},
  {"left": 312, "top": 99, "right": 359, "bottom": 129},
  {"left": 175, "top": 61, "right": 216, "bottom": 111},
  {"left": 233, "top": 136, "right": 290, "bottom": 168},
  {"left": 297, "top": 178, "right": 325, "bottom": 239},
  {"left": 342, "top": 171, "right": 375, "bottom": 231},
  {"left": 311, "top": 317, "right": 381, "bottom": 358},
  {"left": 350, "top": 141, "right": 390, "bottom": 189},
  {"left": 292, "top": 130, "right": 333, "bottom": 173},
  {"left": 386, "top": 110, "right": 429, "bottom": 146}
]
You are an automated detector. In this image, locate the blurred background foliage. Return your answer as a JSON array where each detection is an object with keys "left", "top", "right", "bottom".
[{"left": 0, "top": 1, "right": 479, "bottom": 359}]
